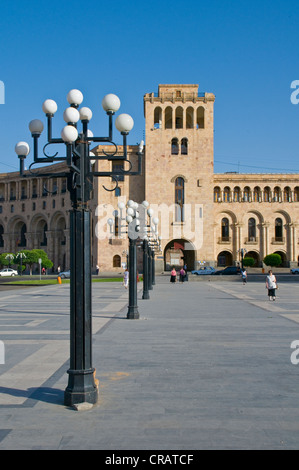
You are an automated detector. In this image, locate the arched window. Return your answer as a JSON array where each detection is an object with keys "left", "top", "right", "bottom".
[
  {"left": 223, "top": 187, "right": 230, "bottom": 202},
  {"left": 233, "top": 187, "right": 241, "bottom": 202},
  {"left": 248, "top": 218, "right": 256, "bottom": 241},
  {"left": 181, "top": 138, "right": 188, "bottom": 155},
  {"left": 165, "top": 107, "right": 172, "bottom": 129},
  {"left": 0, "top": 224, "right": 4, "bottom": 248},
  {"left": 175, "top": 107, "right": 183, "bottom": 129},
  {"left": 243, "top": 187, "right": 250, "bottom": 202},
  {"left": 221, "top": 218, "right": 230, "bottom": 241},
  {"left": 253, "top": 187, "right": 261, "bottom": 202},
  {"left": 113, "top": 255, "right": 121, "bottom": 268},
  {"left": 294, "top": 187, "right": 299, "bottom": 202},
  {"left": 10, "top": 182, "right": 16, "bottom": 200},
  {"left": 0, "top": 183, "right": 4, "bottom": 201},
  {"left": 275, "top": 218, "right": 283, "bottom": 241},
  {"left": 171, "top": 138, "right": 179, "bottom": 155},
  {"left": 214, "top": 187, "right": 221, "bottom": 202},
  {"left": 264, "top": 186, "right": 271, "bottom": 202},
  {"left": 175, "top": 177, "right": 185, "bottom": 222},
  {"left": 196, "top": 107, "right": 205, "bottom": 129},
  {"left": 273, "top": 186, "right": 281, "bottom": 202},
  {"left": 284, "top": 186, "right": 291, "bottom": 202},
  {"left": 186, "top": 107, "right": 194, "bottom": 129},
  {"left": 154, "top": 106, "right": 162, "bottom": 129},
  {"left": 21, "top": 182, "right": 27, "bottom": 199},
  {"left": 40, "top": 223, "right": 47, "bottom": 247}
]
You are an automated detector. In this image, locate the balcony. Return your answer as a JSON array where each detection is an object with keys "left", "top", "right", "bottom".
[
  {"left": 245, "top": 237, "right": 259, "bottom": 245},
  {"left": 218, "top": 237, "right": 232, "bottom": 244},
  {"left": 271, "top": 237, "right": 285, "bottom": 244}
]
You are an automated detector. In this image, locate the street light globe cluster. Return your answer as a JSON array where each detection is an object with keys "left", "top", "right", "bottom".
[
  {"left": 15, "top": 88, "right": 134, "bottom": 160},
  {"left": 15, "top": 85, "right": 142, "bottom": 407}
]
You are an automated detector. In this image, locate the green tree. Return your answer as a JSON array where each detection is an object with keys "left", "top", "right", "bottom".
[
  {"left": 263, "top": 253, "right": 282, "bottom": 268},
  {"left": 42, "top": 257, "right": 53, "bottom": 272},
  {"left": 243, "top": 257, "right": 255, "bottom": 268},
  {"left": 0, "top": 253, "right": 15, "bottom": 268},
  {"left": 32, "top": 249, "right": 53, "bottom": 274},
  {"left": 21, "top": 250, "right": 39, "bottom": 275}
]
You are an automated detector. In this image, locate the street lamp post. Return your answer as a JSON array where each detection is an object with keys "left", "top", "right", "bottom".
[
  {"left": 142, "top": 238, "right": 150, "bottom": 300},
  {"left": 16, "top": 252, "right": 26, "bottom": 276},
  {"left": 16, "top": 89, "right": 142, "bottom": 407},
  {"left": 108, "top": 199, "right": 141, "bottom": 319},
  {"left": 239, "top": 248, "right": 248, "bottom": 270}
]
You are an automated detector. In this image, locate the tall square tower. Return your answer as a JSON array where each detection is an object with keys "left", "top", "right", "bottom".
[{"left": 144, "top": 84, "right": 216, "bottom": 269}]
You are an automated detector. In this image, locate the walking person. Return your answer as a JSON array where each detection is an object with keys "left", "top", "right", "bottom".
[
  {"left": 123, "top": 268, "right": 129, "bottom": 289},
  {"left": 265, "top": 270, "right": 277, "bottom": 301},
  {"left": 179, "top": 267, "right": 186, "bottom": 283},
  {"left": 96, "top": 264, "right": 99, "bottom": 275},
  {"left": 170, "top": 267, "right": 177, "bottom": 284},
  {"left": 183, "top": 263, "right": 188, "bottom": 281},
  {"left": 241, "top": 268, "right": 247, "bottom": 285}
]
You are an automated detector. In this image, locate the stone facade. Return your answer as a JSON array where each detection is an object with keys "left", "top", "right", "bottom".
[{"left": 1, "top": 83, "right": 299, "bottom": 272}]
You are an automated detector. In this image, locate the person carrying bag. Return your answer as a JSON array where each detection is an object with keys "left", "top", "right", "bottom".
[{"left": 265, "top": 270, "right": 277, "bottom": 301}]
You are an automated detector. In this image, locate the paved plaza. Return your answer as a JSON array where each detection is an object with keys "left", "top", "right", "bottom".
[{"left": 0, "top": 275, "right": 299, "bottom": 449}]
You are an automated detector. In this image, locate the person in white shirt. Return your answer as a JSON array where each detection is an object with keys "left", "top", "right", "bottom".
[{"left": 266, "top": 270, "right": 277, "bottom": 301}]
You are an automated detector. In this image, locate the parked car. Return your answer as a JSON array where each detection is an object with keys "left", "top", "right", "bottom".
[
  {"left": 0, "top": 268, "right": 18, "bottom": 277},
  {"left": 214, "top": 266, "right": 240, "bottom": 275},
  {"left": 291, "top": 268, "right": 299, "bottom": 274},
  {"left": 191, "top": 266, "right": 216, "bottom": 275},
  {"left": 58, "top": 270, "right": 70, "bottom": 279}
]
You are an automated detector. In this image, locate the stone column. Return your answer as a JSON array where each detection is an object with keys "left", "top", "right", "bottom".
[
  {"left": 262, "top": 222, "right": 270, "bottom": 260},
  {"left": 2, "top": 233, "right": 12, "bottom": 252},
  {"left": 289, "top": 223, "right": 299, "bottom": 267}
]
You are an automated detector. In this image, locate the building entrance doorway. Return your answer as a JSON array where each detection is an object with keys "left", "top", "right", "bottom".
[{"left": 164, "top": 239, "right": 195, "bottom": 271}]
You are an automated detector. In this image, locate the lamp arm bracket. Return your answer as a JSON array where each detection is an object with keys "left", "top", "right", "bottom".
[
  {"left": 102, "top": 175, "right": 119, "bottom": 192},
  {"left": 43, "top": 142, "right": 59, "bottom": 159}
]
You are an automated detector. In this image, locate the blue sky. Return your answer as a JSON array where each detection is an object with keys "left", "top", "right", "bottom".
[{"left": 0, "top": 0, "right": 299, "bottom": 174}]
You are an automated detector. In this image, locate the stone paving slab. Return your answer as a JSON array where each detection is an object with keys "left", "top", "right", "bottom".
[{"left": 0, "top": 279, "right": 299, "bottom": 449}]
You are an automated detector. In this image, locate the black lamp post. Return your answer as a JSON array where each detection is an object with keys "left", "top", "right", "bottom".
[
  {"left": 15, "top": 89, "right": 143, "bottom": 407},
  {"left": 142, "top": 238, "right": 150, "bottom": 300},
  {"left": 108, "top": 199, "right": 141, "bottom": 319},
  {"left": 239, "top": 248, "right": 247, "bottom": 270}
]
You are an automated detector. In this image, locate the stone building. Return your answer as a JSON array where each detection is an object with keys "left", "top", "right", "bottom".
[{"left": 0, "top": 84, "right": 299, "bottom": 272}]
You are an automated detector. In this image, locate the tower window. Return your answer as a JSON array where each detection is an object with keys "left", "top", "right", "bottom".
[
  {"left": 221, "top": 218, "right": 229, "bottom": 241},
  {"left": 171, "top": 138, "right": 179, "bottom": 155},
  {"left": 175, "top": 107, "right": 183, "bottom": 129},
  {"left": 196, "top": 107, "right": 205, "bottom": 129},
  {"left": 113, "top": 255, "right": 121, "bottom": 268},
  {"left": 175, "top": 177, "right": 185, "bottom": 222},
  {"left": 181, "top": 138, "right": 188, "bottom": 155},
  {"left": 165, "top": 107, "right": 173, "bottom": 129}
]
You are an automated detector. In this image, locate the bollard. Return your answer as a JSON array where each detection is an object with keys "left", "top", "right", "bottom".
[{"left": 57, "top": 276, "right": 62, "bottom": 284}]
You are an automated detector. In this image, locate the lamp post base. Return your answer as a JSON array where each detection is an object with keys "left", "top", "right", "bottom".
[
  {"left": 127, "top": 307, "right": 140, "bottom": 319},
  {"left": 64, "top": 368, "right": 98, "bottom": 407},
  {"left": 142, "top": 291, "right": 150, "bottom": 300}
]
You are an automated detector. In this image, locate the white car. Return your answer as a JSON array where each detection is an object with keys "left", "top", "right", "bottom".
[
  {"left": 58, "top": 270, "right": 70, "bottom": 279},
  {"left": 191, "top": 266, "right": 216, "bottom": 275},
  {"left": 0, "top": 268, "right": 18, "bottom": 277}
]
